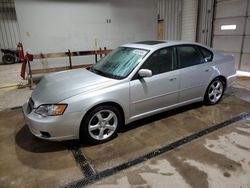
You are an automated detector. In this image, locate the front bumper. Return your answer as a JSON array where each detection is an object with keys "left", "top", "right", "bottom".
[{"left": 22, "top": 102, "right": 83, "bottom": 141}]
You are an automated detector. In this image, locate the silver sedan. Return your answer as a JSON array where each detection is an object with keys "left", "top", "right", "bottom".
[{"left": 22, "top": 40, "right": 236, "bottom": 144}]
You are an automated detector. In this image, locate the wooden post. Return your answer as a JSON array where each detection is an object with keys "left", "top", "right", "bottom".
[
  {"left": 104, "top": 47, "right": 107, "bottom": 56},
  {"left": 68, "top": 49, "right": 72, "bottom": 69},
  {"left": 27, "top": 60, "right": 33, "bottom": 88},
  {"left": 95, "top": 51, "right": 97, "bottom": 63},
  {"left": 99, "top": 47, "right": 103, "bottom": 59}
]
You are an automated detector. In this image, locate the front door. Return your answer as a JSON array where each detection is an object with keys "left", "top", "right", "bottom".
[{"left": 129, "top": 47, "right": 180, "bottom": 118}]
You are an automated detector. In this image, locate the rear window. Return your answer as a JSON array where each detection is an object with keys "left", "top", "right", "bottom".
[
  {"left": 199, "top": 47, "right": 213, "bottom": 62},
  {"left": 177, "top": 45, "right": 204, "bottom": 69}
]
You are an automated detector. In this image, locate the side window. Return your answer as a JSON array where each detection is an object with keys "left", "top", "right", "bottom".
[
  {"left": 141, "top": 47, "right": 175, "bottom": 76},
  {"left": 177, "top": 45, "right": 204, "bottom": 69},
  {"left": 199, "top": 47, "right": 213, "bottom": 62}
]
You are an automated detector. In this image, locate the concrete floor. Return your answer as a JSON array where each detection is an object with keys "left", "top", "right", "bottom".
[
  {"left": 0, "top": 87, "right": 32, "bottom": 111},
  {"left": 0, "top": 75, "right": 250, "bottom": 188},
  {"left": 0, "top": 109, "right": 83, "bottom": 188},
  {"left": 91, "top": 117, "right": 250, "bottom": 188},
  {"left": 0, "top": 64, "right": 31, "bottom": 111},
  {"left": 81, "top": 94, "right": 250, "bottom": 172},
  {"left": 0, "top": 64, "right": 27, "bottom": 86}
]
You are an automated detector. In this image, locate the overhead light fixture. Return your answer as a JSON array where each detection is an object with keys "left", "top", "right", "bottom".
[{"left": 221, "top": 24, "right": 237, "bottom": 30}]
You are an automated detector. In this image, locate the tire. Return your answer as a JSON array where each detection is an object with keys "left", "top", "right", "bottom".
[
  {"left": 204, "top": 77, "right": 225, "bottom": 105},
  {"left": 2, "top": 53, "right": 16, "bottom": 64},
  {"left": 80, "top": 105, "right": 122, "bottom": 144}
]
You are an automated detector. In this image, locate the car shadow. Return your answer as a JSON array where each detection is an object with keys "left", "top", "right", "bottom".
[
  {"left": 80, "top": 101, "right": 204, "bottom": 148},
  {"left": 120, "top": 101, "right": 203, "bottom": 133},
  {"left": 120, "top": 87, "right": 245, "bottom": 135},
  {"left": 15, "top": 125, "right": 79, "bottom": 153},
  {"left": 14, "top": 125, "right": 84, "bottom": 170}
]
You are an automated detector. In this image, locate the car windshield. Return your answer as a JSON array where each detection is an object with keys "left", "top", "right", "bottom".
[{"left": 90, "top": 47, "right": 148, "bottom": 79}]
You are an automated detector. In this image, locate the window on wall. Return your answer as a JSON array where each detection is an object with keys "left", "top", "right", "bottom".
[
  {"left": 220, "top": 25, "right": 237, "bottom": 30},
  {"left": 177, "top": 45, "right": 204, "bottom": 68},
  {"left": 141, "top": 47, "right": 176, "bottom": 75}
]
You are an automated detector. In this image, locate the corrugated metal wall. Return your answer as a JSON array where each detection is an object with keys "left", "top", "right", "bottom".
[
  {"left": 181, "top": 0, "right": 198, "bottom": 41},
  {"left": 158, "top": 0, "right": 199, "bottom": 42},
  {"left": 165, "top": 0, "right": 182, "bottom": 40},
  {"left": 212, "top": 0, "right": 250, "bottom": 71},
  {"left": 158, "top": 0, "right": 182, "bottom": 40},
  {"left": 0, "top": 0, "right": 21, "bottom": 58}
]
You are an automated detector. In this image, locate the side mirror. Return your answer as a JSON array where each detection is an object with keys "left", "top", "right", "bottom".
[{"left": 138, "top": 69, "right": 152, "bottom": 78}]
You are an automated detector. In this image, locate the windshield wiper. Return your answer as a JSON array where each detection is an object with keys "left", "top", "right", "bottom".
[
  {"left": 90, "top": 67, "right": 123, "bottom": 80},
  {"left": 88, "top": 66, "right": 100, "bottom": 75},
  {"left": 110, "top": 74, "right": 124, "bottom": 80}
]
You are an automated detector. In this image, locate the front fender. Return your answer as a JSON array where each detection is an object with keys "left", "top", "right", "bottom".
[{"left": 61, "top": 81, "right": 130, "bottom": 126}]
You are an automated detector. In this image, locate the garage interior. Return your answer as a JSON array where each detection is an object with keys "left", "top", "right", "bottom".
[{"left": 0, "top": 0, "right": 250, "bottom": 188}]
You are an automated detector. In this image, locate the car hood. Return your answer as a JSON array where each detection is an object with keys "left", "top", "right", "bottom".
[{"left": 32, "top": 68, "right": 115, "bottom": 107}]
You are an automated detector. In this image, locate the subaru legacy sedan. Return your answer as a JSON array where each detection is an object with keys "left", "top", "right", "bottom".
[{"left": 23, "top": 40, "right": 236, "bottom": 144}]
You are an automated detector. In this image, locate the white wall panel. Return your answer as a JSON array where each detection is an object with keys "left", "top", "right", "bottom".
[
  {"left": 241, "top": 54, "right": 250, "bottom": 71},
  {"left": 246, "top": 18, "right": 250, "bottom": 35},
  {"left": 213, "top": 36, "right": 243, "bottom": 52},
  {"left": 248, "top": 1, "right": 250, "bottom": 16},
  {"left": 213, "top": 0, "right": 250, "bottom": 71},
  {"left": 243, "top": 36, "right": 250, "bottom": 53},
  {"left": 14, "top": 0, "right": 157, "bottom": 69},
  {"left": 215, "top": 0, "right": 247, "bottom": 18},
  {"left": 214, "top": 18, "right": 244, "bottom": 35},
  {"left": 15, "top": 0, "right": 157, "bottom": 54},
  {"left": 14, "top": 0, "right": 158, "bottom": 70}
]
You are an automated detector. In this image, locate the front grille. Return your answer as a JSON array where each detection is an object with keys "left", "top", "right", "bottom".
[{"left": 27, "top": 98, "right": 34, "bottom": 114}]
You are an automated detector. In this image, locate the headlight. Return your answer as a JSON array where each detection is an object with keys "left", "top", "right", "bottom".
[{"left": 35, "top": 104, "right": 67, "bottom": 117}]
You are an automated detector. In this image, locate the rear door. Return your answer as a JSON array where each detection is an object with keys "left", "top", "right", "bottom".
[
  {"left": 129, "top": 47, "right": 180, "bottom": 118},
  {"left": 176, "top": 45, "right": 214, "bottom": 102}
]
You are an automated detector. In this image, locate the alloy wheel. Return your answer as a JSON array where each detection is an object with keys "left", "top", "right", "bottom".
[
  {"left": 88, "top": 110, "right": 118, "bottom": 141},
  {"left": 208, "top": 80, "right": 224, "bottom": 104}
]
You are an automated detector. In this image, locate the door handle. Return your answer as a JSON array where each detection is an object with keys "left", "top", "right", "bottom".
[
  {"left": 169, "top": 77, "right": 176, "bottom": 81},
  {"left": 205, "top": 68, "right": 211, "bottom": 72}
]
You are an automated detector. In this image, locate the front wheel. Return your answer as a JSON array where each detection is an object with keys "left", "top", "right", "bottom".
[
  {"left": 204, "top": 78, "right": 225, "bottom": 105},
  {"left": 81, "top": 105, "right": 122, "bottom": 144}
]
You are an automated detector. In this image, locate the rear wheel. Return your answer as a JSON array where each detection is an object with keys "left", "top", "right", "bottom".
[
  {"left": 2, "top": 53, "right": 16, "bottom": 64},
  {"left": 204, "top": 78, "right": 225, "bottom": 105},
  {"left": 81, "top": 105, "right": 122, "bottom": 144}
]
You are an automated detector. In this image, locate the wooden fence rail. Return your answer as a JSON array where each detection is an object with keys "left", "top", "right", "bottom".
[{"left": 26, "top": 47, "right": 112, "bottom": 87}]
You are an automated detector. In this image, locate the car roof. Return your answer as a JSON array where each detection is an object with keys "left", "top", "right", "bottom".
[{"left": 122, "top": 40, "right": 212, "bottom": 51}]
